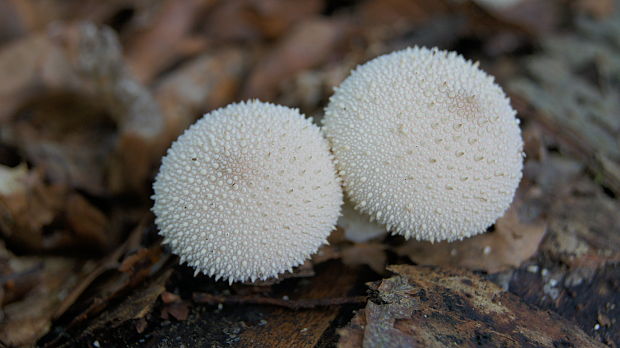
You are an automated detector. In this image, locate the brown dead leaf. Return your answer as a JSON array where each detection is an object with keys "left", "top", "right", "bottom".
[
  {"left": 0, "top": 164, "right": 65, "bottom": 251},
  {"left": 0, "top": 164, "right": 116, "bottom": 253},
  {"left": 242, "top": 17, "right": 349, "bottom": 100},
  {"left": 0, "top": 0, "right": 26, "bottom": 45},
  {"left": 311, "top": 227, "right": 387, "bottom": 274},
  {"left": 161, "top": 302, "right": 190, "bottom": 321},
  {"left": 0, "top": 248, "right": 81, "bottom": 347},
  {"left": 0, "top": 0, "right": 137, "bottom": 34},
  {"left": 0, "top": 34, "right": 79, "bottom": 123},
  {"left": 341, "top": 243, "right": 387, "bottom": 275},
  {"left": 80, "top": 268, "right": 173, "bottom": 335},
  {"left": 0, "top": 22, "right": 166, "bottom": 195},
  {"left": 125, "top": 0, "right": 214, "bottom": 83},
  {"left": 358, "top": 0, "right": 448, "bottom": 28},
  {"left": 396, "top": 199, "right": 546, "bottom": 273},
  {"left": 60, "top": 248, "right": 170, "bottom": 329},
  {"left": 51, "top": 218, "right": 158, "bottom": 321},
  {"left": 575, "top": 0, "right": 615, "bottom": 19},
  {"left": 338, "top": 265, "right": 604, "bottom": 348},
  {"left": 118, "top": 248, "right": 151, "bottom": 273},
  {"left": 0, "top": 240, "right": 38, "bottom": 305},
  {"left": 155, "top": 47, "right": 247, "bottom": 141},
  {"left": 311, "top": 242, "right": 342, "bottom": 265},
  {"left": 66, "top": 193, "right": 110, "bottom": 250},
  {"left": 160, "top": 291, "right": 190, "bottom": 321},
  {"left": 161, "top": 291, "right": 181, "bottom": 304},
  {"left": 473, "top": 0, "right": 561, "bottom": 34},
  {"left": 58, "top": 23, "right": 167, "bottom": 193},
  {"left": 6, "top": 95, "right": 116, "bottom": 195},
  {"left": 203, "top": 0, "right": 323, "bottom": 43},
  {"left": 134, "top": 317, "right": 148, "bottom": 334},
  {"left": 248, "top": 0, "right": 324, "bottom": 39}
]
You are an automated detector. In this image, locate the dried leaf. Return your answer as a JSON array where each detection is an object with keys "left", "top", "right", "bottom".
[
  {"left": 160, "top": 291, "right": 190, "bottom": 321},
  {"left": 66, "top": 193, "right": 110, "bottom": 250},
  {"left": 339, "top": 265, "right": 604, "bottom": 347},
  {"left": 161, "top": 302, "right": 190, "bottom": 321},
  {"left": 0, "top": 0, "right": 26, "bottom": 45},
  {"left": 396, "top": 200, "right": 546, "bottom": 273},
  {"left": 0, "top": 248, "right": 81, "bottom": 347},
  {"left": 575, "top": 0, "right": 615, "bottom": 18},
  {"left": 0, "top": 164, "right": 66, "bottom": 251},
  {"left": 203, "top": 0, "right": 323, "bottom": 43},
  {"left": 0, "top": 23, "right": 166, "bottom": 195},
  {"left": 341, "top": 243, "right": 387, "bottom": 275},
  {"left": 242, "top": 18, "right": 348, "bottom": 100},
  {"left": 80, "top": 268, "right": 172, "bottom": 335},
  {"left": 125, "top": 0, "right": 213, "bottom": 83},
  {"left": 50, "top": 219, "right": 160, "bottom": 322},
  {"left": 155, "top": 47, "right": 247, "bottom": 140},
  {"left": 358, "top": 0, "right": 448, "bottom": 28},
  {"left": 312, "top": 226, "right": 387, "bottom": 274},
  {"left": 473, "top": 0, "right": 561, "bottom": 34}
]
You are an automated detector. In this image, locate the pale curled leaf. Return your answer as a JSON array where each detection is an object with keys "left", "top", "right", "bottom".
[{"left": 396, "top": 201, "right": 546, "bottom": 273}]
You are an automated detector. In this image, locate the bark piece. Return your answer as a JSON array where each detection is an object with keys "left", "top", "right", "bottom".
[{"left": 338, "top": 265, "right": 604, "bottom": 348}]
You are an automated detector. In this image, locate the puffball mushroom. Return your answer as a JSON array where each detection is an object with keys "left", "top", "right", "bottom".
[
  {"left": 152, "top": 100, "right": 343, "bottom": 283},
  {"left": 323, "top": 47, "right": 524, "bottom": 242}
]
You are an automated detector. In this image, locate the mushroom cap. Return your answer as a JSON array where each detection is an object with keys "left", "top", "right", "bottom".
[
  {"left": 152, "top": 100, "right": 343, "bottom": 283},
  {"left": 323, "top": 47, "right": 523, "bottom": 242}
]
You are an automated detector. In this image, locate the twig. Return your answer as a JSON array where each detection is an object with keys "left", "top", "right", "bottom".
[{"left": 192, "top": 293, "right": 367, "bottom": 310}]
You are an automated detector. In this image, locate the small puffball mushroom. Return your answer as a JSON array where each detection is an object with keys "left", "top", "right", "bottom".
[
  {"left": 152, "top": 100, "right": 343, "bottom": 283},
  {"left": 323, "top": 47, "right": 524, "bottom": 242}
]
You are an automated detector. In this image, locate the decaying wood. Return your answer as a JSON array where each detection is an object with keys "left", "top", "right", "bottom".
[{"left": 338, "top": 265, "right": 604, "bottom": 348}]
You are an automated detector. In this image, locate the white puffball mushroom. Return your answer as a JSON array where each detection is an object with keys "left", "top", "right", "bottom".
[
  {"left": 152, "top": 100, "right": 343, "bottom": 284},
  {"left": 323, "top": 46, "right": 524, "bottom": 242}
]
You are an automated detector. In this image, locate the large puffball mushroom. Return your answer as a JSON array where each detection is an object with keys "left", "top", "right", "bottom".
[
  {"left": 152, "top": 100, "right": 343, "bottom": 283},
  {"left": 323, "top": 47, "right": 524, "bottom": 242}
]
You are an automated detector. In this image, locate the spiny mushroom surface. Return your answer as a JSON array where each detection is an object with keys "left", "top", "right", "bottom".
[
  {"left": 152, "top": 100, "right": 343, "bottom": 283},
  {"left": 323, "top": 47, "right": 524, "bottom": 242}
]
